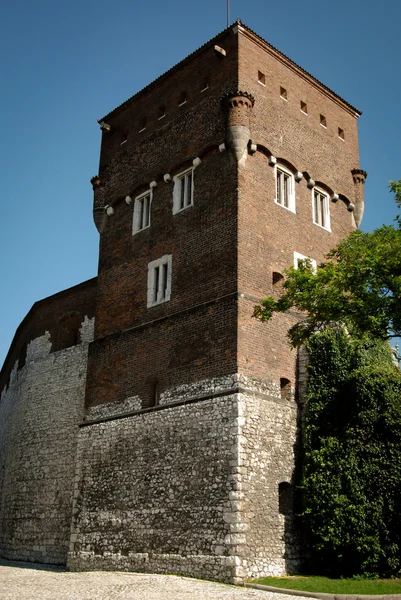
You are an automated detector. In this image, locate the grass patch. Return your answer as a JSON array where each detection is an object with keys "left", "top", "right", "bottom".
[{"left": 251, "top": 576, "right": 401, "bottom": 595}]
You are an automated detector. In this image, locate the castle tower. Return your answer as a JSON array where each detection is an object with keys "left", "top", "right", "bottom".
[{"left": 0, "top": 21, "right": 364, "bottom": 583}]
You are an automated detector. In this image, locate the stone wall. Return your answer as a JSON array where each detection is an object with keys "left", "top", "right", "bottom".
[
  {"left": 68, "top": 392, "right": 242, "bottom": 582},
  {"left": 0, "top": 318, "right": 94, "bottom": 564},
  {"left": 68, "top": 374, "right": 301, "bottom": 583}
]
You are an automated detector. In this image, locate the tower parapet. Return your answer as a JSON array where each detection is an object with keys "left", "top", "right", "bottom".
[
  {"left": 222, "top": 91, "right": 254, "bottom": 163},
  {"left": 351, "top": 168, "right": 368, "bottom": 227}
]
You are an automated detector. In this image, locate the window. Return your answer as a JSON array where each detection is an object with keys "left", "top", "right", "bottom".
[
  {"left": 133, "top": 190, "right": 152, "bottom": 234},
  {"left": 275, "top": 165, "right": 295, "bottom": 212},
  {"left": 279, "top": 482, "right": 293, "bottom": 516},
  {"left": 280, "top": 86, "right": 287, "bottom": 100},
  {"left": 258, "top": 70, "right": 265, "bottom": 85},
  {"left": 272, "top": 271, "right": 284, "bottom": 286},
  {"left": 313, "top": 188, "right": 331, "bottom": 230},
  {"left": 338, "top": 127, "right": 345, "bottom": 140},
  {"left": 173, "top": 168, "right": 194, "bottom": 213},
  {"left": 147, "top": 255, "right": 172, "bottom": 307},
  {"left": 320, "top": 114, "right": 327, "bottom": 128},
  {"left": 294, "top": 252, "right": 317, "bottom": 272},
  {"left": 300, "top": 100, "right": 308, "bottom": 114},
  {"left": 280, "top": 378, "right": 291, "bottom": 401}
]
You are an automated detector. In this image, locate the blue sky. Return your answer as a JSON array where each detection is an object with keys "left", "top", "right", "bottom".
[{"left": 1, "top": 0, "right": 400, "bottom": 366}]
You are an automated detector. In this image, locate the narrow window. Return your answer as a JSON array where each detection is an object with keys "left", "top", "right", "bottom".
[
  {"left": 280, "top": 86, "right": 287, "bottom": 100},
  {"left": 275, "top": 165, "right": 295, "bottom": 212},
  {"left": 279, "top": 482, "right": 293, "bottom": 516},
  {"left": 280, "top": 378, "right": 291, "bottom": 401},
  {"left": 133, "top": 190, "right": 152, "bottom": 234},
  {"left": 338, "top": 127, "right": 345, "bottom": 140},
  {"left": 201, "top": 80, "right": 209, "bottom": 92},
  {"left": 158, "top": 106, "right": 165, "bottom": 120},
  {"left": 120, "top": 131, "right": 128, "bottom": 145},
  {"left": 147, "top": 255, "right": 172, "bottom": 307},
  {"left": 151, "top": 381, "right": 159, "bottom": 406},
  {"left": 313, "top": 188, "right": 330, "bottom": 230},
  {"left": 258, "top": 71, "right": 265, "bottom": 85},
  {"left": 138, "top": 118, "right": 147, "bottom": 133},
  {"left": 300, "top": 100, "right": 308, "bottom": 114},
  {"left": 173, "top": 168, "right": 194, "bottom": 213},
  {"left": 320, "top": 114, "right": 327, "bottom": 128}
]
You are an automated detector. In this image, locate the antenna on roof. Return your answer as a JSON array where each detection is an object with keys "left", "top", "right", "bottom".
[{"left": 227, "top": 0, "right": 230, "bottom": 27}]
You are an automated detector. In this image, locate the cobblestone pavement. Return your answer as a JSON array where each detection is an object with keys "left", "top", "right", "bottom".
[{"left": 0, "top": 563, "right": 314, "bottom": 600}]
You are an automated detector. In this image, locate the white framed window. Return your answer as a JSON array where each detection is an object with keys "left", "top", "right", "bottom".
[
  {"left": 132, "top": 190, "right": 152, "bottom": 234},
  {"left": 147, "top": 255, "right": 172, "bottom": 307},
  {"left": 173, "top": 168, "right": 194, "bottom": 214},
  {"left": 294, "top": 251, "right": 317, "bottom": 272},
  {"left": 312, "top": 188, "right": 331, "bottom": 231},
  {"left": 275, "top": 165, "right": 295, "bottom": 212}
]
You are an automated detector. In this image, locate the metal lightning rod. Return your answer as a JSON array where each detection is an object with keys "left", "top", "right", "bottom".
[{"left": 227, "top": 0, "right": 230, "bottom": 27}]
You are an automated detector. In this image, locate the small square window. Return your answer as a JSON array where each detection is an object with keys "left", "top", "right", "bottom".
[
  {"left": 320, "top": 114, "right": 327, "bottom": 128},
  {"left": 275, "top": 165, "right": 295, "bottom": 212},
  {"left": 294, "top": 252, "right": 317, "bottom": 272},
  {"left": 132, "top": 190, "right": 152, "bottom": 235},
  {"left": 258, "top": 71, "right": 266, "bottom": 85},
  {"left": 300, "top": 101, "right": 308, "bottom": 114},
  {"left": 147, "top": 255, "right": 172, "bottom": 307},
  {"left": 313, "top": 188, "right": 331, "bottom": 231},
  {"left": 280, "top": 86, "right": 287, "bottom": 100},
  {"left": 173, "top": 168, "right": 194, "bottom": 214},
  {"left": 338, "top": 127, "right": 345, "bottom": 140},
  {"left": 158, "top": 106, "right": 166, "bottom": 120}
]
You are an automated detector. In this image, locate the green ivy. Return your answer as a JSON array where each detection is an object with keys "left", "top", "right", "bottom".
[{"left": 301, "top": 329, "right": 401, "bottom": 577}]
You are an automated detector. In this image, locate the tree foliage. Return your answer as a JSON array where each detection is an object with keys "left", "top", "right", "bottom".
[
  {"left": 301, "top": 329, "right": 401, "bottom": 577},
  {"left": 254, "top": 181, "right": 401, "bottom": 346}
]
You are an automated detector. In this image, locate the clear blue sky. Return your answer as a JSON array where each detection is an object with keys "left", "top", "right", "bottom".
[{"left": 1, "top": 0, "right": 400, "bottom": 367}]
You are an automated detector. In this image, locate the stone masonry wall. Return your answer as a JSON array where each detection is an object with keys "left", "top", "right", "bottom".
[
  {"left": 0, "top": 318, "right": 94, "bottom": 564},
  {"left": 68, "top": 393, "right": 243, "bottom": 583},
  {"left": 239, "top": 391, "right": 301, "bottom": 579},
  {"left": 69, "top": 374, "right": 301, "bottom": 583}
]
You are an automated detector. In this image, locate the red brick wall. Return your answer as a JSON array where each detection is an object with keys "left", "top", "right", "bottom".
[
  {"left": 86, "top": 24, "right": 363, "bottom": 409},
  {"left": 236, "top": 28, "right": 361, "bottom": 387}
]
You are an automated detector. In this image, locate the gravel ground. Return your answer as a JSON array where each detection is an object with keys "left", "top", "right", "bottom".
[{"left": 0, "top": 564, "right": 315, "bottom": 600}]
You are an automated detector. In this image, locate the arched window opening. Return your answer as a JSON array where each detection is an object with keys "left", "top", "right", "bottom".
[
  {"left": 279, "top": 482, "right": 292, "bottom": 516},
  {"left": 280, "top": 378, "right": 291, "bottom": 401},
  {"left": 272, "top": 271, "right": 284, "bottom": 287}
]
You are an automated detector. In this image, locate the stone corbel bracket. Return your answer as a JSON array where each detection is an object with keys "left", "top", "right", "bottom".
[{"left": 222, "top": 91, "right": 255, "bottom": 164}]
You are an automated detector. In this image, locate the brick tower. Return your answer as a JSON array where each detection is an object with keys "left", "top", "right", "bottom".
[{"left": 67, "top": 22, "right": 364, "bottom": 583}]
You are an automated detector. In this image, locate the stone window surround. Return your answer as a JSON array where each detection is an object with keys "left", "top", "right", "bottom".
[
  {"left": 274, "top": 164, "right": 296, "bottom": 213},
  {"left": 147, "top": 254, "right": 172, "bottom": 308},
  {"left": 312, "top": 186, "right": 331, "bottom": 232},
  {"left": 294, "top": 251, "right": 317, "bottom": 272},
  {"left": 132, "top": 189, "right": 153, "bottom": 235},
  {"left": 172, "top": 167, "right": 195, "bottom": 214}
]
